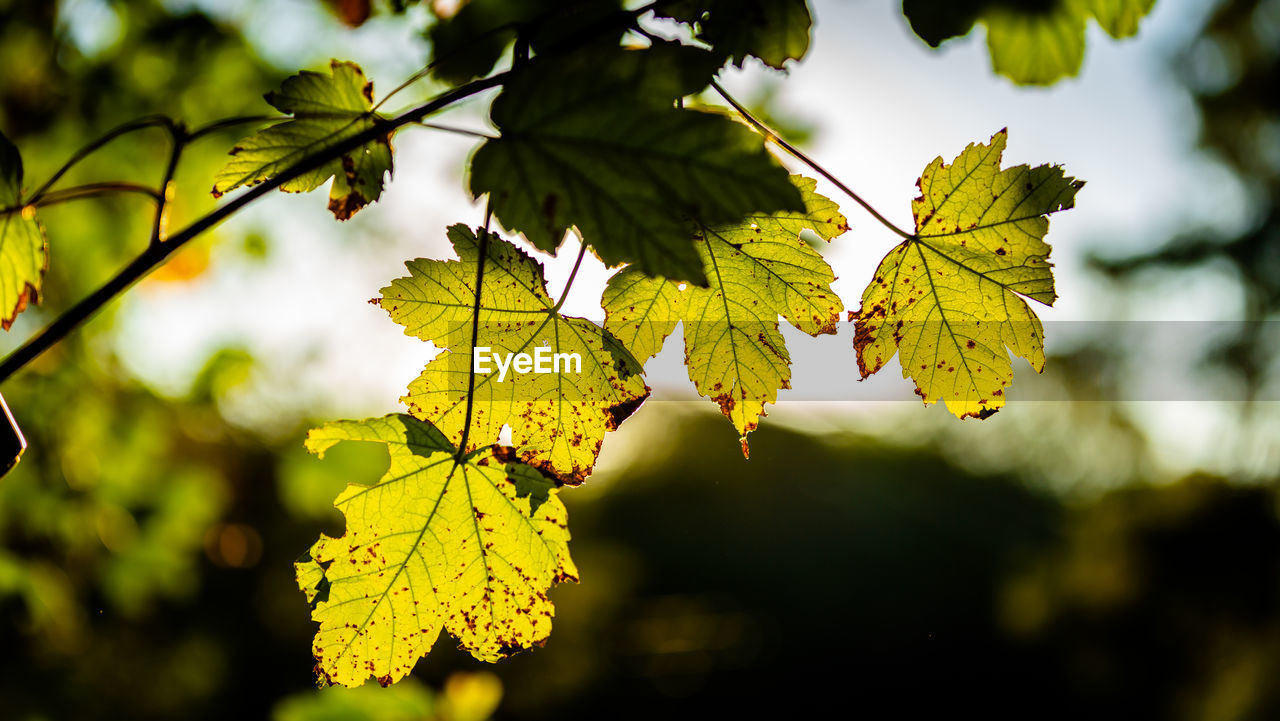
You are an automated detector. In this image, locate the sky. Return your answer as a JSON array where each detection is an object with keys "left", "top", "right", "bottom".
[{"left": 58, "top": 0, "right": 1272, "bottom": 483}]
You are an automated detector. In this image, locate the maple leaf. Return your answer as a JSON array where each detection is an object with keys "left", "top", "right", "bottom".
[
  {"left": 1085, "top": 0, "right": 1157, "bottom": 37},
  {"left": 380, "top": 224, "right": 649, "bottom": 484},
  {"left": 212, "top": 60, "right": 393, "bottom": 220},
  {"left": 0, "top": 132, "right": 46, "bottom": 331},
  {"left": 295, "top": 414, "right": 576, "bottom": 687},
  {"left": 903, "top": 0, "right": 1156, "bottom": 85},
  {"left": 469, "top": 44, "right": 803, "bottom": 284},
  {"left": 657, "top": 0, "right": 812, "bottom": 69},
  {"left": 853, "top": 129, "right": 1084, "bottom": 419},
  {"left": 603, "top": 175, "right": 847, "bottom": 454},
  {"left": 425, "top": 0, "right": 632, "bottom": 86}
]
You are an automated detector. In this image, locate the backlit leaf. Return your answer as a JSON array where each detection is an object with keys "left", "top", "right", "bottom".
[
  {"left": 295, "top": 414, "right": 576, "bottom": 687},
  {"left": 380, "top": 225, "right": 650, "bottom": 483},
  {"left": 212, "top": 60, "right": 393, "bottom": 220},
  {"left": 1086, "top": 0, "right": 1156, "bottom": 37},
  {"left": 901, "top": 0, "right": 1157, "bottom": 85},
  {"left": 470, "top": 45, "right": 803, "bottom": 284},
  {"left": 658, "top": 0, "right": 813, "bottom": 69},
  {"left": 0, "top": 132, "right": 46, "bottom": 331},
  {"left": 853, "top": 130, "right": 1084, "bottom": 418},
  {"left": 984, "top": 2, "right": 1086, "bottom": 86},
  {"left": 603, "top": 175, "right": 846, "bottom": 453},
  {"left": 426, "top": 0, "right": 628, "bottom": 86}
]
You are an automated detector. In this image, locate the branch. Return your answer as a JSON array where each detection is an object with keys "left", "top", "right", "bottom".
[
  {"left": 0, "top": 71, "right": 508, "bottom": 385},
  {"left": 710, "top": 80, "right": 915, "bottom": 241}
]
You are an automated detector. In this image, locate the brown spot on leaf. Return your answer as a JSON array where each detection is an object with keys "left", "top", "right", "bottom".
[
  {"left": 1, "top": 282, "right": 39, "bottom": 332},
  {"left": 328, "top": 188, "right": 369, "bottom": 220},
  {"left": 605, "top": 388, "right": 650, "bottom": 431}
]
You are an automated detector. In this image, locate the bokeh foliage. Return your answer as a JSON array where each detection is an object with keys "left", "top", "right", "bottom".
[{"left": 2, "top": 0, "right": 1280, "bottom": 718}]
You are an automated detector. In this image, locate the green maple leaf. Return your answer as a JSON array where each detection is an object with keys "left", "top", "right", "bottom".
[
  {"left": 603, "top": 175, "right": 847, "bottom": 453},
  {"left": 295, "top": 414, "right": 575, "bottom": 688},
  {"left": 1085, "top": 0, "right": 1156, "bottom": 37},
  {"left": 380, "top": 224, "right": 650, "bottom": 483},
  {"left": 853, "top": 130, "right": 1084, "bottom": 419},
  {"left": 212, "top": 60, "right": 393, "bottom": 220},
  {"left": 0, "top": 132, "right": 46, "bottom": 331},
  {"left": 469, "top": 44, "right": 803, "bottom": 285},
  {"left": 658, "top": 0, "right": 813, "bottom": 69},
  {"left": 425, "top": 0, "right": 630, "bottom": 86},
  {"left": 902, "top": 0, "right": 1155, "bottom": 85}
]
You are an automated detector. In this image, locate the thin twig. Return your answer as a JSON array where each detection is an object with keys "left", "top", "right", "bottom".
[
  {"left": 373, "top": 64, "right": 439, "bottom": 113},
  {"left": 550, "top": 242, "right": 589, "bottom": 314},
  {"left": 710, "top": 80, "right": 915, "bottom": 240},
  {"left": 0, "top": 183, "right": 161, "bottom": 216},
  {"left": 456, "top": 203, "right": 492, "bottom": 460},
  {"left": 0, "top": 72, "right": 508, "bottom": 384},
  {"left": 373, "top": 18, "right": 523, "bottom": 113},
  {"left": 187, "top": 115, "right": 278, "bottom": 142},
  {"left": 150, "top": 123, "right": 187, "bottom": 246},
  {"left": 374, "top": 0, "right": 661, "bottom": 115},
  {"left": 27, "top": 116, "right": 174, "bottom": 203},
  {"left": 416, "top": 122, "right": 495, "bottom": 139}
]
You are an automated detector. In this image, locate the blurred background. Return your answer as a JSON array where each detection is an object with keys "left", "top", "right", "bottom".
[{"left": 3, "top": 0, "right": 1280, "bottom": 718}]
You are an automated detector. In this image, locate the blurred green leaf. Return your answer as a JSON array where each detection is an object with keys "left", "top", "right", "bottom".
[
  {"left": 901, "top": 0, "right": 1156, "bottom": 85},
  {"left": 426, "top": 0, "right": 628, "bottom": 86},
  {"left": 273, "top": 678, "right": 436, "bottom": 721},
  {"left": 658, "top": 0, "right": 812, "bottom": 69}
]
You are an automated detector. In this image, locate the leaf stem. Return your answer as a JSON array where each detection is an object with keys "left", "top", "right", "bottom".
[
  {"left": 415, "top": 122, "right": 495, "bottom": 139},
  {"left": 549, "top": 241, "right": 588, "bottom": 314},
  {"left": 186, "top": 115, "right": 278, "bottom": 142},
  {"left": 26, "top": 116, "right": 175, "bottom": 204},
  {"left": 374, "top": 14, "right": 528, "bottom": 114},
  {"left": 150, "top": 122, "right": 187, "bottom": 246},
  {"left": 0, "top": 72, "right": 509, "bottom": 385},
  {"left": 0, "top": 183, "right": 161, "bottom": 216},
  {"left": 456, "top": 203, "right": 492, "bottom": 460},
  {"left": 710, "top": 80, "right": 915, "bottom": 241}
]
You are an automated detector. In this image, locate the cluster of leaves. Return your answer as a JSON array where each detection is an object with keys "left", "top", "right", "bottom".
[
  {"left": 224, "top": 51, "right": 1075, "bottom": 690},
  {"left": 0, "top": 0, "right": 1135, "bottom": 691},
  {"left": 902, "top": 0, "right": 1156, "bottom": 85}
]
